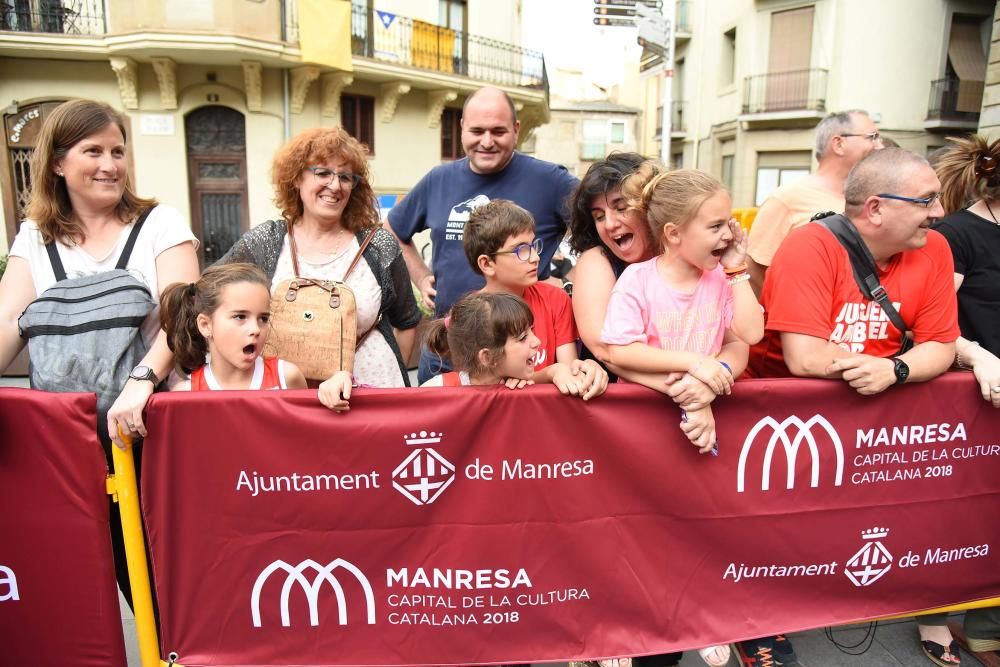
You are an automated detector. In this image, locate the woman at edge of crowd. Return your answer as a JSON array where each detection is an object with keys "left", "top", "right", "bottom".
[
  {"left": 0, "top": 98, "right": 200, "bottom": 608},
  {"left": 216, "top": 126, "right": 421, "bottom": 405},
  {"left": 921, "top": 133, "right": 1000, "bottom": 667}
]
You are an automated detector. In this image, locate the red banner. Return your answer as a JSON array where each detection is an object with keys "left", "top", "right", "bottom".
[
  {"left": 0, "top": 389, "right": 127, "bottom": 667},
  {"left": 141, "top": 373, "right": 1000, "bottom": 666}
]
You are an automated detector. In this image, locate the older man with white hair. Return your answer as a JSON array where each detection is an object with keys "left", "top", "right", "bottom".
[{"left": 748, "top": 109, "right": 884, "bottom": 296}]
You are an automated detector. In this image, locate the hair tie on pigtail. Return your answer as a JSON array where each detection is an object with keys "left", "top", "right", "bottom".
[
  {"left": 640, "top": 170, "right": 670, "bottom": 207},
  {"left": 443, "top": 315, "right": 452, "bottom": 331},
  {"left": 186, "top": 283, "right": 198, "bottom": 297},
  {"left": 974, "top": 153, "right": 1000, "bottom": 187}
]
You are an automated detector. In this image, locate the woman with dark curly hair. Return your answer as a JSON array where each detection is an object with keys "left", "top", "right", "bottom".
[
  {"left": 568, "top": 154, "right": 712, "bottom": 414},
  {"left": 569, "top": 153, "right": 653, "bottom": 375},
  {"left": 217, "top": 127, "right": 420, "bottom": 405}
]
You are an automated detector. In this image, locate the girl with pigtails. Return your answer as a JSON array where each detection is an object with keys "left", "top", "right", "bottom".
[
  {"left": 159, "top": 262, "right": 319, "bottom": 397},
  {"left": 598, "top": 161, "right": 765, "bottom": 667}
]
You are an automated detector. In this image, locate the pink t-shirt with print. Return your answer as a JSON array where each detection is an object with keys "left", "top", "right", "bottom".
[{"left": 601, "top": 257, "right": 734, "bottom": 356}]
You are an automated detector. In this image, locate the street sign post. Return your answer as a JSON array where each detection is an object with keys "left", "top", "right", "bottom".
[{"left": 633, "top": 1, "right": 675, "bottom": 162}]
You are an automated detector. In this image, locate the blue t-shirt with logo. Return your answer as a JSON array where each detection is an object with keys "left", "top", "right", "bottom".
[{"left": 389, "top": 153, "right": 578, "bottom": 317}]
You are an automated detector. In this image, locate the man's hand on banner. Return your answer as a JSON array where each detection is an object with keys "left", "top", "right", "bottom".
[{"left": 827, "top": 354, "right": 895, "bottom": 395}]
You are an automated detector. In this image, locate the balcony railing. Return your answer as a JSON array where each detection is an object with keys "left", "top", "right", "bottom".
[
  {"left": 654, "top": 101, "right": 686, "bottom": 137},
  {"left": 927, "top": 76, "right": 982, "bottom": 124},
  {"left": 742, "top": 68, "right": 828, "bottom": 115},
  {"left": 672, "top": 100, "right": 686, "bottom": 132},
  {"left": 0, "top": 0, "right": 105, "bottom": 35},
  {"left": 285, "top": 4, "right": 545, "bottom": 89}
]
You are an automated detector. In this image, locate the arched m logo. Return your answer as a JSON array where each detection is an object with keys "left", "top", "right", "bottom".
[
  {"left": 737, "top": 415, "right": 844, "bottom": 492},
  {"left": 250, "top": 558, "right": 376, "bottom": 627}
]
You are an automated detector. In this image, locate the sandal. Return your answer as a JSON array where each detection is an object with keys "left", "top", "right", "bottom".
[
  {"left": 922, "top": 639, "right": 962, "bottom": 666},
  {"left": 968, "top": 638, "right": 1000, "bottom": 653},
  {"left": 699, "top": 644, "right": 731, "bottom": 666}
]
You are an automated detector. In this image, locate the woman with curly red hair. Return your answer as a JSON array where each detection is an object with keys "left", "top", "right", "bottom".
[{"left": 217, "top": 127, "right": 420, "bottom": 405}]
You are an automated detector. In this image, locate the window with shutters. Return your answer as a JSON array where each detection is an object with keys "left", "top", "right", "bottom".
[{"left": 341, "top": 94, "right": 375, "bottom": 156}]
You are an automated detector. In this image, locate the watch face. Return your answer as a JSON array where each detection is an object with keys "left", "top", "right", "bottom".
[
  {"left": 894, "top": 359, "right": 910, "bottom": 383},
  {"left": 131, "top": 365, "right": 156, "bottom": 382}
]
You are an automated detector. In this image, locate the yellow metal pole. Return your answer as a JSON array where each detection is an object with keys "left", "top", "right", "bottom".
[
  {"left": 109, "top": 429, "right": 162, "bottom": 667},
  {"left": 873, "top": 597, "right": 1000, "bottom": 622}
]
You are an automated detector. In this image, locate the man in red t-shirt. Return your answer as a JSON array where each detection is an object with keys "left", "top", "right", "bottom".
[
  {"left": 748, "top": 147, "right": 959, "bottom": 391},
  {"left": 745, "top": 147, "right": 962, "bottom": 666}
]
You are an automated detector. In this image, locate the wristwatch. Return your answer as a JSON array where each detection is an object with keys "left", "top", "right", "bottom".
[
  {"left": 129, "top": 365, "right": 160, "bottom": 385},
  {"left": 890, "top": 357, "right": 909, "bottom": 385}
]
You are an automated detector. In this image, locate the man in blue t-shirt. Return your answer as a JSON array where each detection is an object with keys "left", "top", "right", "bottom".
[{"left": 388, "top": 86, "right": 579, "bottom": 383}]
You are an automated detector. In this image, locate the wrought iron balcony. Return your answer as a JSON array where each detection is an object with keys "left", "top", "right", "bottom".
[
  {"left": 742, "top": 68, "right": 828, "bottom": 115},
  {"left": 285, "top": 4, "right": 546, "bottom": 90},
  {"left": 927, "top": 76, "right": 981, "bottom": 125},
  {"left": 654, "top": 101, "right": 686, "bottom": 138},
  {"left": 0, "top": 0, "right": 105, "bottom": 35}
]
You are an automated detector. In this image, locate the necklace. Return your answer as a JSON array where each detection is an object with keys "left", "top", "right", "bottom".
[{"left": 984, "top": 200, "right": 1000, "bottom": 227}]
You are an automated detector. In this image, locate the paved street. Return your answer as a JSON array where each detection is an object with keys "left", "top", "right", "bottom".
[{"left": 115, "top": 590, "right": 972, "bottom": 666}]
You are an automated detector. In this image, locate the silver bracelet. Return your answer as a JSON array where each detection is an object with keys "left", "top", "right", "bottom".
[{"left": 956, "top": 340, "right": 979, "bottom": 369}]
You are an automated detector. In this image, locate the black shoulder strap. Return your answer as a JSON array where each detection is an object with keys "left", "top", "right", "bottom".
[
  {"left": 45, "top": 238, "right": 67, "bottom": 282},
  {"left": 45, "top": 207, "right": 154, "bottom": 282},
  {"left": 812, "top": 212, "right": 913, "bottom": 354},
  {"left": 115, "top": 207, "right": 153, "bottom": 270}
]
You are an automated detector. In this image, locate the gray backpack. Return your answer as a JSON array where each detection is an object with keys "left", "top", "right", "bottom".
[{"left": 18, "top": 209, "right": 156, "bottom": 450}]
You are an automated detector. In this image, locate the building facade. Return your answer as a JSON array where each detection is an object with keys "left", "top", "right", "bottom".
[
  {"left": 0, "top": 0, "right": 549, "bottom": 260},
  {"left": 637, "top": 0, "right": 996, "bottom": 207},
  {"left": 528, "top": 98, "right": 640, "bottom": 178}
]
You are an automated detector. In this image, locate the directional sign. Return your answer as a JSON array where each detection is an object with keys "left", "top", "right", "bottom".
[
  {"left": 593, "top": 17, "right": 635, "bottom": 26},
  {"left": 639, "top": 51, "right": 664, "bottom": 74},
  {"left": 635, "top": 3, "right": 672, "bottom": 66},
  {"left": 593, "top": 0, "right": 663, "bottom": 7},
  {"left": 595, "top": 6, "right": 636, "bottom": 16}
]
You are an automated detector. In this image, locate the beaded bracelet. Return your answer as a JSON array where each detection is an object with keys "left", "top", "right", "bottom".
[{"left": 727, "top": 272, "right": 750, "bottom": 286}]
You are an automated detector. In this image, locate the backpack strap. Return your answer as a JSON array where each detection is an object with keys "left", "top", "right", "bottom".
[
  {"left": 45, "top": 239, "right": 68, "bottom": 282},
  {"left": 115, "top": 207, "right": 153, "bottom": 270},
  {"left": 811, "top": 211, "right": 913, "bottom": 354},
  {"left": 44, "top": 207, "right": 153, "bottom": 282}
]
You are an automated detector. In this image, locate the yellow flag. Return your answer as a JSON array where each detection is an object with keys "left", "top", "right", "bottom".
[{"left": 298, "top": 0, "right": 354, "bottom": 72}]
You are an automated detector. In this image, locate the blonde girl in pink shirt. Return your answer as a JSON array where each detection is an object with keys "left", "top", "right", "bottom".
[{"left": 600, "top": 164, "right": 764, "bottom": 457}]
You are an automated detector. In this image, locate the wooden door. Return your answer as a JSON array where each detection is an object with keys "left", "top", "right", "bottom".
[{"left": 184, "top": 106, "right": 249, "bottom": 265}]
